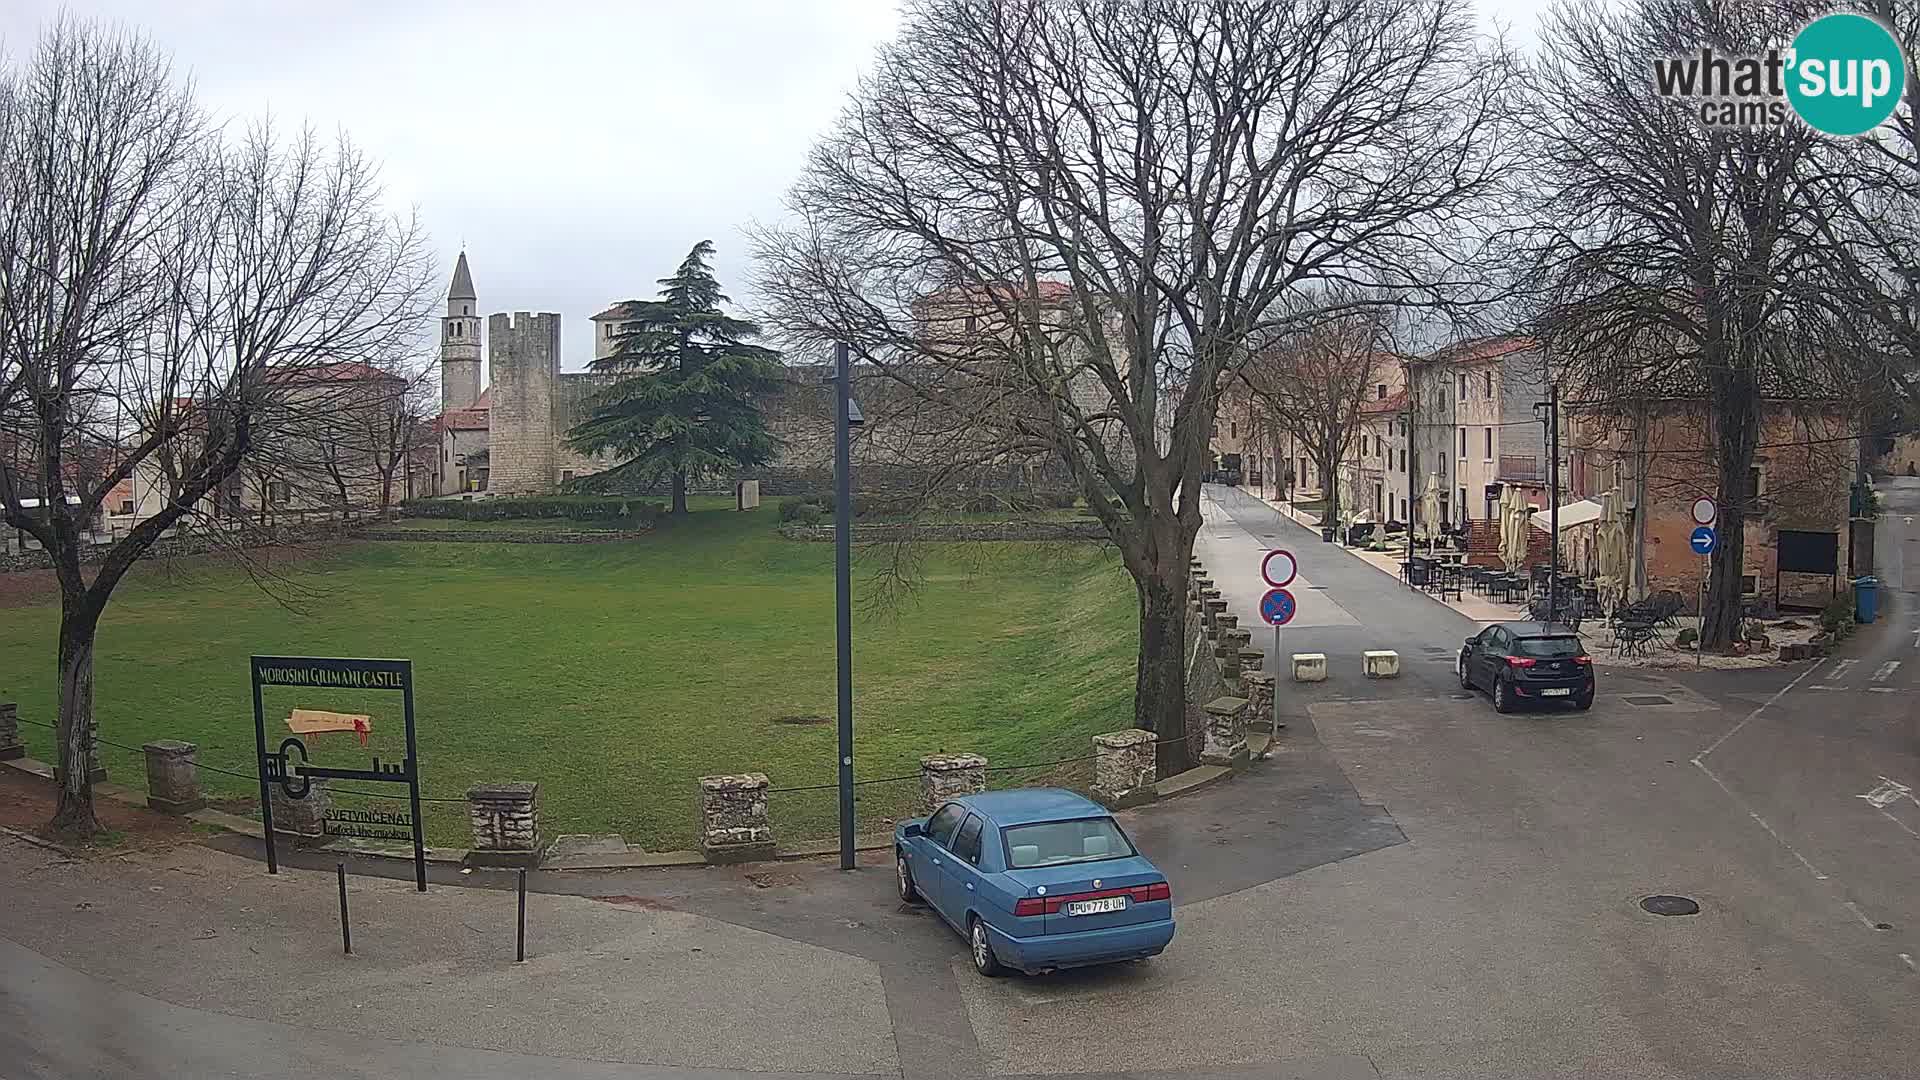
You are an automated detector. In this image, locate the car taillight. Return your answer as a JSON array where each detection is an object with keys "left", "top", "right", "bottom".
[
  {"left": 1574, "top": 655, "right": 1592, "bottom": 665},
  {"left": 1136, "top": 882, "right": 1171, "bottom": 902},
  {"left": 1507, "top": 656, "right": 1536, "bottom": 668},
  {"left": 1014, "top": 897, "right": 1046, "bottom": 917}
]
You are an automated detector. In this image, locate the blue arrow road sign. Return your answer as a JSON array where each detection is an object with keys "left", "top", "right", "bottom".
[
  {"left": 1260, "top": 587, "right": 1298, "bottom": 626},
  {"left": 1690, "top": 525, "right": 1716, "bottom": 555}
]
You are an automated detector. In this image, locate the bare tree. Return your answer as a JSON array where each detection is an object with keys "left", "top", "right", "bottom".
[
  {"left": 1516, "top": 0, "right": 1860, "bottom": 650},
  {"left": 1238, "top": 305, "right": 1394, "bottom": 531},
  {"left": 754, "top": 0, "right": 1515, "bottom": 772},
  {"left": 0, "top": 19, "right": 435, "bottom": 840}
]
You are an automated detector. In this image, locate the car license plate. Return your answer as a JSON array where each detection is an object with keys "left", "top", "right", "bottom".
[
  {"left": 1541, "top": 687, "right": 1571, "bottom": 697},
  {"left": 1064, "top": 896, "right": 1128, "bottom": 916}
]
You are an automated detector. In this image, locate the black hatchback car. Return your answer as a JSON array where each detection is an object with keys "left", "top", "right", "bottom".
[{"left": 1458, "top": 621, "right": 1595, "bottom": 712}]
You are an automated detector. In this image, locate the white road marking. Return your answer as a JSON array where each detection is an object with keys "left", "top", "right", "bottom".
[
  {"left": 1844, "top": 901, "right": 1878, "bottom": 929},
  {"left": 1872, "top": 661, "right": 1901, "bottom": 682},
  {"left": 1911, "top": 629, "right": 1920, "bottom": 649},
  {"left": 1808, "top": 685, "right": 1847, "bottom": 691},
  {"left": 1879, "top": 810, "right": 1920, "bottom": 840},
  {"left": 1858, "top": 777, "right": 1912, "bottom": 809},
  {"left": 1901, "top": 953, "right": 1917, "bottom": 973},
  {"left": 1827, "top": 659, "right": 1859, "bottom": 680},
  {"left": 1870, "top": 687, "right": 1899, "bottom": 694}
]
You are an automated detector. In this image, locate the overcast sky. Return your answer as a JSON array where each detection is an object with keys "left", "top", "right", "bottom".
[{"left": 3, "top": 0, "right": 1548, "bottom": 373}]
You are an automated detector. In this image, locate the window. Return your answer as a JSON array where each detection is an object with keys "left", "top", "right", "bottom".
[
  {"left": 1484, "top": 371, "right": 1494, "bottom": 398},
  {"left": 953, "top": 814, "right": 985, "bottom": 865},
  {"left": 1457, "top": 373, "right": 1467, "bottom": 398},
  {"left": 1376, "top": 384, "right": 1387, "bottom": 400},
  {"left": 1459, "top": 427, "right": 1467, "bottom": 457},
  {"left": 118, "top": 499, "right": 134, "bottom": 515},
  {"left": 1230, "top": 421, "right": 1238, "bottom": 439},
  {"left": 1003, "top": 817, "right": 1134, "bottom": 868},
  {"left": 561, "top": 470, "right": 574, "bottom": 485},
  {"left": 1747, "top": 465, "right": 1765, "bottom": 499},
  {"left": 1484, "top": 427, "right": 1494, "bottom": 459},
  {"left": 1459, "top": 487, "right": 1468, "bottom": 519},
  {"left": 1401, "top": 497, "right": 1409, "bottom": 519},
  {"left": 604, "top": 323, "right": 614, "bottom": 339},
  {"left": 926, "top": 804, "right": 966, "bottom": 848},
  {"left": 964, "top": 314, "right": 977, "bottom": 334},
  {"left": 1515, "top": 635, "right": 1584, "bottom": 658}
]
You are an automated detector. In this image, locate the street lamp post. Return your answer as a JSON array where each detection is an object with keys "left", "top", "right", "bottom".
[{"left": 833, "top": 342, "right": 857, "bottom": 871}]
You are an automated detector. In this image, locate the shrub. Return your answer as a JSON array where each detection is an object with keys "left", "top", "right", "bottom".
[
  {"left": 399, "top": 496, "right": 661, "bottom": 528},
  {"left": 1041, "top": 489, "right": 1080, "bottom": 510},
  {"left": 792, "top": 502, "right": 825, "bottom": 527},
  {"left": 1819, "top": 596, "right": 1851, "bottom": 634}
]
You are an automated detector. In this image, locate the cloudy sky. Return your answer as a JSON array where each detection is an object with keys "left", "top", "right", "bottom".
[{"left": 2, "top": 0, "right": 1548, "bottom": 372}]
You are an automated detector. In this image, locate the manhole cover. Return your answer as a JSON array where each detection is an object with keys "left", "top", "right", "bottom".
[
  {"left": 1640, "top": 894, "right": 1700, "bottom": 916},
  {"left": 1624, "top": 695, "right": 1674, "bottom": 706}
]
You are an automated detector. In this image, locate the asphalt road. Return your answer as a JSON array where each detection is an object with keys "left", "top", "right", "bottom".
[{"left": 5, "top": 484, "right": 1918, "bottom": 1079}]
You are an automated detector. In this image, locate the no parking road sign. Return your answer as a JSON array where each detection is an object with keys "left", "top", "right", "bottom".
[{"left": 1260, "top": 587, "right": 1298, "bottom": 626}]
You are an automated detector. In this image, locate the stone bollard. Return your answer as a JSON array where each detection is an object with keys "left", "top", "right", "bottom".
[
  {"left": 1237, "top": 649, "right": 1266, "bottom": 694},
  {"left": 467, "top": 782, "right": 541, "bottom": 866},
  {"left": 0, "top": 703, "right": 22, "bottom": 761},
  {"left": 269, "top": 778, "right": 329, "bottom": 839},
  {"left": 141, "top": 740, "right": 204, "bottom": 814},
  {"left": 1363, "top": 650, "right": 1401, "bottom": 678},
  {"left": 1091, "top": 730, "right": 1158, "bottom": 809},
  {"left": 1214, "top": 637, "right": 1242, "bottom": 684},
  {"left": 1217, "top": 613, "right": 1238, "bottom": 632},
  {"left": 1201, "top": 697, "right": 1250, "bottom": 767},
  {"left": 919, "top": 753, "right": 987, "bottom": 813},
  {"left": 1203, "top": 597, "right": 1228, "bottom": 634},
  {"left": 1292, "top": 653, "right": 1329, "bottom": 682},
  {"left": 1242, "top": 672, "right": 1278, "bottom": 731},
  {"left": 698, "top": 773, "right": 775, "bottom": 863}
]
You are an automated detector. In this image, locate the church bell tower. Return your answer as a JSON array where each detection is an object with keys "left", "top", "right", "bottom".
[{"left": 441, "top": 251, "right": 482, "bottom": 412}]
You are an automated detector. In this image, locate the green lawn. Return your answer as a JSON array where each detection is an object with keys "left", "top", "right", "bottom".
[
  {"left": 0, "top": 502, "right": 1137, "bottom": 851},
  {"left": 381, "top": 517, "right": 638, "bottom": 532}
]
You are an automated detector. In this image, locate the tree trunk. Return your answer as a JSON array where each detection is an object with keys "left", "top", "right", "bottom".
[
  {"left": 49, "top": 600, "right": 104, "bottom": 842},
  {"left": 1702, "top": 393, "right": 1758, "bottom": 650},
  {"left": 670, "top": 471, "right": 688, "bottom": 516},
  {"left": 1134, "top": 562, "right": 1192, "bottom": 777}
]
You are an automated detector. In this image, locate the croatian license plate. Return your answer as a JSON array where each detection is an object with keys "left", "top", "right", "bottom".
[
  {"left": 1064, "top": 896, "right": 1128, "bottom": 916},
  {"left": 1541, "top": 687, "right": 1572, "bottom": 697}
]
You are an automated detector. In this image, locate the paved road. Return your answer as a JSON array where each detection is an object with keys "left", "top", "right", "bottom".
[{"left": 6, "top": 484, "right": 1920, "bottom": 1078}]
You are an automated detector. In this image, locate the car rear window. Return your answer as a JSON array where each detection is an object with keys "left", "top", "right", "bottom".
[
  {"left": 1516, "top": 636, "right": 1584, "bottom": 658},
  {"left": 1003, "top": 817, "right": 1135, "bottom": 868}
]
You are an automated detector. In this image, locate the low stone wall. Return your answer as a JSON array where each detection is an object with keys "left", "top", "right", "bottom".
[
  {"left": 779, "top": 520, "right": 1107, "bottom": 543},
  {"left": 359, "top": 529, "right": 643, "bottom": 545},
  {"left": 2, "top": 520, "right": 359, "bottom": 574}
]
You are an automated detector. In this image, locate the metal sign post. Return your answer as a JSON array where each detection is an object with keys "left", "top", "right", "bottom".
[
  {"left": 251, "top": 656, "right": 426, "bottom": 891},
  {"left": 1691, "top": 498, "right": 1717, "bottom": 668},
  {"left": 1259, "top": 551, "right": 1299, "bottom": 739}
]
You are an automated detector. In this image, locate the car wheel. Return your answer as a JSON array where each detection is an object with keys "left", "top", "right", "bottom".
[
  {"left": 1492, "top": 675, "right": 1513, "bottom": 714},
  {"left": 968, "top": 917, "right": 1003, "bottom": 978},
  {"left": 896, "top": 853, "right": 919, "bottom": 904},
  {"left": 1573, "top": 690, "right": 1594, "bottom": 711},
  {"left": 1458, "top": 655, "right": 1474, "bottom": 691}
]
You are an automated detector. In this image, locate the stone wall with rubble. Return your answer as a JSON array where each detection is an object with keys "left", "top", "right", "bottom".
[{"left": 778, "top": 520, "right": 1107, "bottom": 543}]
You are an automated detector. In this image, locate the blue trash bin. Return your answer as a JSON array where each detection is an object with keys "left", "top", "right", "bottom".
[{"left": 1853, "top": 576, "right": 1879, "bottom": 624}]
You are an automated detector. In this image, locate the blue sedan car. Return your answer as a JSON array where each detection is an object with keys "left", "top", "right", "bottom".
[{"left": 894, "top": 788, "right": 1175, "bottom": 977}]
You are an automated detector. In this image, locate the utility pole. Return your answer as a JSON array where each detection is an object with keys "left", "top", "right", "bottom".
[
  {"left": 1546, "top": 382, "right": 1561, "bottom": 621},
  {"left": 1405, "top": 361, "right": 1417, "bottom": 580},
  {"left": 833, "top": 341, "right": 855, "bottom": 871}
]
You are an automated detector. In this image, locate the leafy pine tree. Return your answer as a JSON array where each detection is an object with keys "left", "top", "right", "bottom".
[{"left": 568, "top": 241, "right": 782, "bottom": 514}]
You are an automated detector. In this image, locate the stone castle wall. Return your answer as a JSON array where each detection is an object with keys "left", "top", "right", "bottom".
[{"left": 488, "top": 313, "right": 561, "bottom": 495}]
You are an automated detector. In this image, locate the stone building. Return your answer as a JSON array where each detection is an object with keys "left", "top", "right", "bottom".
[{"left": 430, "top": 257, "right": 1122, "bottom": 500}]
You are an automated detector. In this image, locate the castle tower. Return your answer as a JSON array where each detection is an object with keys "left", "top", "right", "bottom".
[
  {"left": 488, "top": 311, "right": 562, "bottom": 494},
  {"left": 440, "top": 252, "right": 482, "bottom": 413}
]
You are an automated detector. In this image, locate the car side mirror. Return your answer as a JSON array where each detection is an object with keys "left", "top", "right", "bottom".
[{"left": 901, "top": 822, "right": 924, "bottom": 838}]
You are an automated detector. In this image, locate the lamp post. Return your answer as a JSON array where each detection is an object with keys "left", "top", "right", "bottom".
[{"left": 832, "top": 342, "right": 862, "bottom": 870}]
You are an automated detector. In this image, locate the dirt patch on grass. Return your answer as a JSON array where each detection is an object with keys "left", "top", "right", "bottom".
[{"left": 0, "top": 767, "right": 200, "bottom": 855}]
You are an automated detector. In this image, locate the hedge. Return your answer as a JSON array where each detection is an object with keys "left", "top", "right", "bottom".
[{"left": 399, "top": 496, "right": 663, "bottom": 528}]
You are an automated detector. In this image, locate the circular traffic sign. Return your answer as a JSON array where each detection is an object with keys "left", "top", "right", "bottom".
[
  {"left": 1260, "top": 587, "right": 1298, "bottom": 626},
  {"left": 1261, "top": 548, "right": 1298, "bottom": 588},
  {"left": 1691, "top": 497, "right": 1717, "bottom": 526},
  {"left": 1689, "top": 525, "right": 1717, "bottom": 555}
]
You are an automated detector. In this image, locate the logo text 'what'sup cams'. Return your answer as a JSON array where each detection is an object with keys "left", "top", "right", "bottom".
[{"left": 1651, "top": 13, "right": 1907, "bottom": 136}]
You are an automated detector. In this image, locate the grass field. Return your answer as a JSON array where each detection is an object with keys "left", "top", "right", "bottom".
[{"left": 0, "top": 499, "right": 1137, "bottom": 851}]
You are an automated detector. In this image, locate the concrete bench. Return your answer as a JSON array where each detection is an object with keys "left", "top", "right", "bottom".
[
  {"left": 1362, "top": 650, "right": 1400, "bottom": 678},
  {"left": 1291, "top": 653, "right": 1327, "bottom": 682}
]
